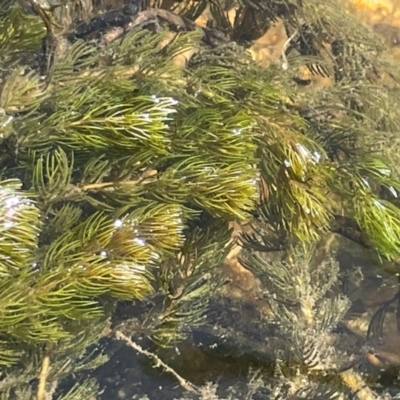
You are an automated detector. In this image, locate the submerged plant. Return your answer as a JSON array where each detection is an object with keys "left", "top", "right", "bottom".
[{"left": 1, "top": 0, "right": 400, "bottom": 398}]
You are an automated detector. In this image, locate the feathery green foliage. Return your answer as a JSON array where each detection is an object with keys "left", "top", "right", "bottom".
[{"left": 2, "top": 0, "right": 400, "bottom": 398}]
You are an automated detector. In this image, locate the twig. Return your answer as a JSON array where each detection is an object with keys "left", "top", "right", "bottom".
[
  {"left": 115, "top": 331, "right": 200, "bottom": 394},
  {"left": 37, "top": 345, "right": 53, "bottom": 400},
  {"left": 330, "top": 214, "right": 374, "bottom": 250},
  {"left": 82, "top": 180, "right": 141, "bottom": 192},
  {"left": 80, "top": 172, "right": 157, "bottom": 192},
  {"left": 281, "top": 29, "right": 298, "bottom": 70},
  {"left": 128, "top": 9, "right": 200, "bottom": 33},
  {"left": 339, "top": 369, "right": 379, "bottom": 400}
]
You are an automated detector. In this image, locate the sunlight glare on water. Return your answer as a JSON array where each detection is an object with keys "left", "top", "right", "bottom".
[
  {"left": 294, "top": 143, "right": 322, "bottom": 165},
  {"left": 389, "top": 186, "right": 398, "bottom": 198},
  {"left": 373, "top": 198, "right": 385, "bottom": 209},
  {"left": 133, "top": 237, "right": 146, "bottom": 247},
  {"left": 231, "top": 128, "right": 243, "bottom": 136},
  {"left": 114, "top": 219, "right": 123, "bottom": 228},
  {"left": 0, "top": 187, "right": 33, "bottom": 229}
]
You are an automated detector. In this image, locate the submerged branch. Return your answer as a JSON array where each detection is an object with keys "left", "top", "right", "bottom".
[
  {"left": 81, "top": 174, "right": 157, "bottom": 192},
  {"left": 37, "top": 344, "right": 53, "bottom": 400},
  {"left": 115, "top": 331, "right": 200, "bottom": 394},
  {"left": 330, "top": 215, "right": 374, "bottom": 250}
]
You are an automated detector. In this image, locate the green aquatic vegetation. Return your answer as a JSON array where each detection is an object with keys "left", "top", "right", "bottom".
[{"left": 1, "top": 0, "right": 400, "bottom": 398}]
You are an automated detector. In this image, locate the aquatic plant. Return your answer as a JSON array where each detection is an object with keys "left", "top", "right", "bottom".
[{"left": 1, "top": 0, "right": 400, "bottom": 398}]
